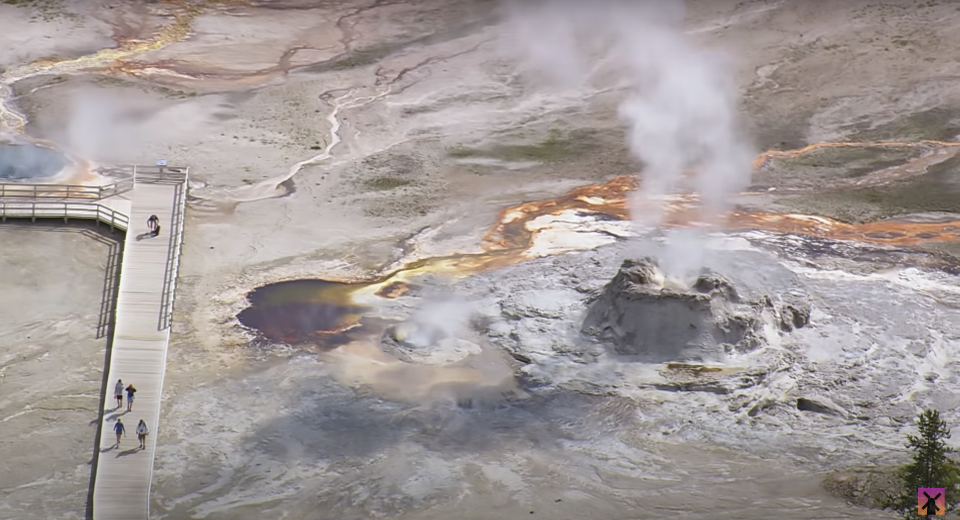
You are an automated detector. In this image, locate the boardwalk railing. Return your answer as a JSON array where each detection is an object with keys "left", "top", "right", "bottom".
[
  {"left": 0, "top": 200, "right": 130, "bottom": 230},
  {"left": 0, "top": 177, "right": 134, "bottom": 201},
  {"left": 0, "top": 165, "right": 190, "bottom": 228},
  {"left": 132, "top": 165, "right": 189, "bottom": 185},
  {"left": 96, "top": 233, "right": 123, "bottom": 339},
  {"left": 158, "top": 177, "right": 188, "bottom": 330}
]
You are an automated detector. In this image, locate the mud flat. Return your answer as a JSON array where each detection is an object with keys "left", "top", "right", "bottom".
[{"left": 0, "top": 220, "right": 120, "bottom": 520}]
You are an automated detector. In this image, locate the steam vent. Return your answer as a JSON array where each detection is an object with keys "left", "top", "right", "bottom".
[{"left": 581, "top": 257, "right": 810, "bottom": 363}]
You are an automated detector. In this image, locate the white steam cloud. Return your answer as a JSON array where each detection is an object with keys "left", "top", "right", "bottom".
[
  {"left": 396, "top": 297, "right": 477, "bottom": 351},
  {"left": 502, "top": 0, "right": 754, "bottom": 282},
  {"left": 50, "top": 85, "right": 218, "bottom": 165}
]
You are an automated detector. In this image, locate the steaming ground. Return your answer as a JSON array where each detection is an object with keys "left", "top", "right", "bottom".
[
  {"left": 2, "top": 0, "right": 960, "bottom": 518},
  {"left": 0, "top": 221, "right": 120, "bottom": 520},
  {"left": 148, "top": 236, "right": 960, "bottom": 520}
]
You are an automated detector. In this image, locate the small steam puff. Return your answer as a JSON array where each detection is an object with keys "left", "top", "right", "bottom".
[
  {"left": 396, "top": 298, "right": 477, "bottom": 349},
  {"left": 503, "top": 0, "right": 754, "bottom": 282}
]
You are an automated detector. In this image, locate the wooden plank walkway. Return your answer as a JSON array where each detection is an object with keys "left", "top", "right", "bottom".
[
  {"left": 91, "top": 180, "right": 185, "bottom": 520},
  {"left": 0, "top": 166, "right": 187, "bottom": 520}
]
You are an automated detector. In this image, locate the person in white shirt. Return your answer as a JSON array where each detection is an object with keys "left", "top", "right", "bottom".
[
  {"left": 136, "top": 419, "right": 149, "bottom": 450},
  {"left": 114, "top": 379, "right": 124, "bottom": 409}
]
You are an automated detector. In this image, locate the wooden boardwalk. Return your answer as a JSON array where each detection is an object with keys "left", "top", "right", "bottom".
[
  {"left": 0, "top": 167, "right": 188, "bottom": 520},
  {"left": 91, "top": 178, "right": 187, "bottom": 520}
]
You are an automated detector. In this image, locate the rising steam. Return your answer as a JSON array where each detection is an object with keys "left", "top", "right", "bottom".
[
  {"left": 323, "top": 295, "right": 518, "bottom": 405},
  {"left": 502, "top": 0, "right": 754, "bottom": 283}
]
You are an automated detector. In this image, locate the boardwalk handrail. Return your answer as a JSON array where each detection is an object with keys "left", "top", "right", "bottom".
[
  {"left": 0, "top": 199, "right": 130, "bottom": 230},
  {"left": 158, "top": 174, "right": 188, "bottom": 330},
  {"left": 132, "top": 165, "right": 189, "bottom": 185},
  {"left": 0, "top": 177, "right": 134, "bottom": 201}
]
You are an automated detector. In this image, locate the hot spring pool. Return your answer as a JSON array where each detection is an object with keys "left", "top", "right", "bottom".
[{"left": 0, "top": 141, "right": 69, "bottom": 181}]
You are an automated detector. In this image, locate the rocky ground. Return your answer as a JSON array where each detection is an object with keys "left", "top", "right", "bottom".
[
  {"left": 0, "top": 220, "right": 121, "bottom": 520},
  {"left": 2, "top": 0, "right": 960, "bottom": 518},
  {"left": 146, "top": 232, "right": 960, "bottom": 520}
]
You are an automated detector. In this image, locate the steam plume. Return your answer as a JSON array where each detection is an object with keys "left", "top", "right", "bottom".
[
  {"left": 397, "top": 297, "right": 477, "bottom": 350},
  {"left": 502, "top": 0, "right": 754, "bottom": 282},
  {"left": 324, "top": 294, "right": 517, "bottom": 405}
]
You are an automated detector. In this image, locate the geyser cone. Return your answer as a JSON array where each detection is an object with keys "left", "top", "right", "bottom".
[{"left": 581, "top": 257, "right": 810, "bottom": 363}]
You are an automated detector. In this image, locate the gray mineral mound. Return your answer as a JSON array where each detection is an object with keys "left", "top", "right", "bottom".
[
  {"left": 381, "top": 320, "right": 483, "bottom": 365},
  {"left": 581, "top": 257, "right": 810, "bottom": 363}
]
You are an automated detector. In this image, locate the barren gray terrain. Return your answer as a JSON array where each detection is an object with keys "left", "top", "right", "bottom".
[
  {"left": 2, "top": 0, "right": 960, "bottom": 519},
  {"left": 0, "top": 221, "right": 121, "bottom": 520}
]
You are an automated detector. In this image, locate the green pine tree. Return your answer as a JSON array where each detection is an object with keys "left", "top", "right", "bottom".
[{"left": 884, "top": 409, "right": 960, "bottom": 518}]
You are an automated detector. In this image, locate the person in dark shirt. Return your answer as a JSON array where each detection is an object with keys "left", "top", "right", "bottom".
[
  {"left": 147, "top": 214, "right": 160, "bottom": 237},
  {"left": 125, "top": 384, "right": 137, "bottom": 412},
  {"left": 113, "top": 418, "right": 126, "bottom": 447}
]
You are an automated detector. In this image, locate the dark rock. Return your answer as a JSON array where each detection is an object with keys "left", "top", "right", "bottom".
[
  {"left": 581, "top": 257, "right": 774, "bottom": 363},
  {"left": 509, "top": 351, "right": 533, "bottom": 364},
  {"left": 692, "top": 272, "right": 741, "bottom": 302},
  {"left": 796, "top": 396, "right": 847, "bottom": 416},
  {"left": 779, "top": 303, "right": 811, "bottom": 331},
  {"left": 615, "top": 257, "right": 661, "bottom": 286},
  {"left": 652, "top": 381, "right": 732, "bottom": 395}
]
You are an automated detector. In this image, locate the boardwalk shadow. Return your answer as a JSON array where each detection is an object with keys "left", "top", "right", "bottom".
[
  {"left": 111, "top": 410, "right": 130, "bottom": 419},
  {"left": 116, "top": 447, "right": 142, "bottom": 458},
  {"left": 90, "top": 407, "right": 124, "bottom": 426}
]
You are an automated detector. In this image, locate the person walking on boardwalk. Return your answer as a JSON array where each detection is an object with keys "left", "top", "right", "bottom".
[
  {"left": 136, "top": 419, "right": 149, "bottom": 450},
  {"left": 125, "top": 384, "right": 137, "bottom": 412},
  {"left": 114, "top": 379, "right": 124, "bottom": 409},
  {"left": 113, "top": 418, "right": 126, "bottom": 447}
]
